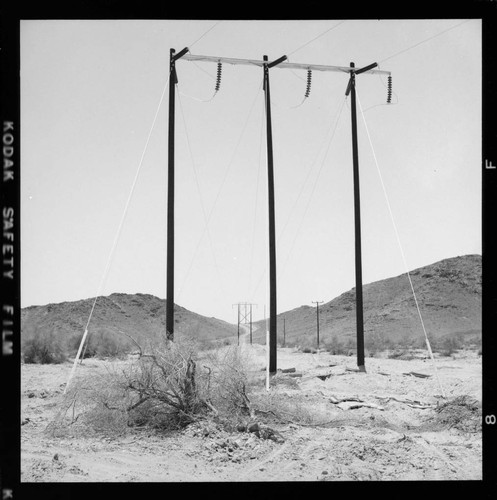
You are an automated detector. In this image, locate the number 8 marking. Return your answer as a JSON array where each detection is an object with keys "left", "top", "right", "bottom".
[{"left": 485, "top": 415, "right": 496, "bottom": 425}]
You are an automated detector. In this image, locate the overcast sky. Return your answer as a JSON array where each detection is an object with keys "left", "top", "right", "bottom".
[{"left": 20, "top": 19, "right": 481, "bottom": 323}]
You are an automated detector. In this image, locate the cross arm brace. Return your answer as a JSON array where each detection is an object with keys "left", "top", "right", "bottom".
[{"left": 181, "top": 53, "right": 390, "bottom": 76}]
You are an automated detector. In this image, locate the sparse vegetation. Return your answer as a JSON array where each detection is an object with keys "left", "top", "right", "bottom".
[
  {"left": 325, "top": 336, "right": 348, "bottom": 355},
  {"left": 432, "top": 333, "right": 464, "bottom": 357},
  {"left": 433, "top": 395, "right": 481, "bottom": 433},
  {"left": 22, "top": 332, "right": 66, "bottom": 364},
  {"left": 49, "top": 336, "right": 257, "bottom": 436}
]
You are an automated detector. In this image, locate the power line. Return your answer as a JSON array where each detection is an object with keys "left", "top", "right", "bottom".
[
  {"left": 176, "top": 89, "right": 228, "bottom": 301},
  {"left": 248, "top": 98, "right": 266, "bottom": 301},
  {"left": 249, "top": 93, "right": 347, "bottom": 301},
  {"left": 188, "top": 21, "right": 222, "bottom": 49},
  {"left": 278, "top": 95, "right": 347, "bottom": 280},
  {"left": 378, "top": 19, "right": 471, "bottom": 65},
  {"left": 287, "top": 21, "right": 347, "bottom": 57},
  {"left": 176, "top": 80, "right": 264, "bottom": 304}
]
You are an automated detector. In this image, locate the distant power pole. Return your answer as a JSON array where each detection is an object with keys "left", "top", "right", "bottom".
[
  {"left": 283, "top": 317, "right": 286, "bottom": 347},
  {"left": 233, "top": 303, "right": 257, "bottom": 345},
  {"left": 312, "top": 301, "right": 324, "bottom": 349}
]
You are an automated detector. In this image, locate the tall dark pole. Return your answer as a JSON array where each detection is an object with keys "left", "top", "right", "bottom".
[
  {"left": 348, "top": 62, "right": 365, "bottom": 371},
  {"left": 166, "top": 47, "right": 188, "bottom": 341},
  {"left": 166, "top": 48, "right": 176, "bottom": 340},
  {"left": 263, "top": 55, "right": 277, "bottom": 373},
  {"left": 263, "top": 54, "right": 286, "bottom": 373}
]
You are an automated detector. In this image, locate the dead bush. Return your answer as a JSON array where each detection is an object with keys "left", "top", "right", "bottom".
[
  {"left": 48, "top": 337, "right": 256, "bottom": 436},
  {"left": 200, "top": 345, "right": 255, "bottom": 428},
  {"left": 252, "top": 391, "right": 314, "bottom": 426},
  {"left": 434, "top": 395, "right": 481, "bottom": 433}
]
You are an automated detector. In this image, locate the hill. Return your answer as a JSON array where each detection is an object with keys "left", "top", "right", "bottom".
[
  {"left": 21, "top": 255, "right": 481, "bottom": 359},
  {"left": 253, "top": 254, "right": 482, "bottom": 351},
  {"left": 21, "top": 293, "right": 237, "bottom": 357}
]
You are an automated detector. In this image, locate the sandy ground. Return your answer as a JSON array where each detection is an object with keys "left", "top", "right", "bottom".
[{"left": 21, "top": 345, "right": 482, "bottom": 482}]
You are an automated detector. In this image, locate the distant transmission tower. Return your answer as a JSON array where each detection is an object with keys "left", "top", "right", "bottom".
[{"left": 233, "top": 302, "right": 257, "bottom": 345}]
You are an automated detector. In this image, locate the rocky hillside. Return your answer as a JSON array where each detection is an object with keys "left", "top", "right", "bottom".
[
  {"left": 21, "top": 255, "right": 481, "bottom": 357},
  {"left": 253, "top": 255, "right": 482, "bottom": 350},
  {"left": 21, "top": 293, "right": 237, "bottom": 355}
]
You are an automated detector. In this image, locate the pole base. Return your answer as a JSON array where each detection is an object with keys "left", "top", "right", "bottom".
[{"left": 357, "top": 365, "right": 366, "bottom": 373}]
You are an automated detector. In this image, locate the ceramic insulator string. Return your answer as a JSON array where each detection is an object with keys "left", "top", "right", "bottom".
[
  {"left": 304, "top": 69, "right": 312, "bottom": 98},
  {"left": 215, "top": 61, "right": 222, "bottom": 93},
  {"left": 387, "top": 75, "right": 392, "bottom": 103}
]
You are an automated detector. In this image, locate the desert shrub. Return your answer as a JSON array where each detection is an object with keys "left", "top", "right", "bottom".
[
  {"left": 435, "top": 335, "right": 463, "bottom": 357},
  {"left": 22, "top": 333, "right": 66, "bottom": 364},
  {"left": 325, "top": 336, "right": 347, "bottom": 355},
  {"left": 94, "top": 332, "right": 129, "bottom": 359},
  {"left": 50, "top": 337, "right": 255, "bottom": 435},
  {"left": 388, "top": 348, "right": 409, "bottom": 359},
  {"left": 67, "top": 330, "right": 132, "bottom": 360},
  {"left": 47, "top": 366, "right": 132, "bottom": 437},
  {"left": 254, "top": 391, "right": 314, "bottom": 425},
  {"left": 201, "top": 345, "right": 255, "bottom": 429},
  {"left": 118, "top": 337, "right": 212, "bottom": 429},
  {"left": 433, "top": 395, "right": 481, "bottom": 433}
]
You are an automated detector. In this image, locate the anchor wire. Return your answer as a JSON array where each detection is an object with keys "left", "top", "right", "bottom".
[
  {"left": 356, "top": 89, "right": 446, "bottom": 398},
  {"left": 65, "top": 69, "right": 172, "bottom": 393}
]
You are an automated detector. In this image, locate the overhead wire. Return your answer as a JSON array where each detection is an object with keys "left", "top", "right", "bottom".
[
  {"left": 277, "top": 92, "right": 346, "bottom": 255},
  {"left": 356, "top": 89, "right": 446, "bottom": 398},
  {"left": 176, "top": 87, "right": 229, "bottom": 301},
  {"left": 248, "top": 96, "right": 266, "bottom": 302},
  {"left": 176, "top": 80, "right": 265, "bottom": 303},
  {"left": 377, "top": 19, "right": 471, "bottom": 65},
  {"left": 278, "top": 95, "right": 347, "bottom": 279},
  {"left": 188, "top": 20, "right": 223, "bottom": 50},
  {"left": 287, "top": 20, "right": 347, "bottom": 57},
  {"left": 249, "top": 93, "right": 347, "bottom": 300}
]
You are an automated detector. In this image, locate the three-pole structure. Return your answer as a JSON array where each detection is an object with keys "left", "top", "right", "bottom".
[{"left": 170, "top": 51, "right": 389, "bottom": 371}]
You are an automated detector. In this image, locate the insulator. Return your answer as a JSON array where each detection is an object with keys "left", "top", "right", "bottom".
[
  {"left": 387, "top": 75, "right": 392, "bottom": 104},
  {"left": 215, "top": 61, "right": 222, "bottom": 93},
  {"left": 304, "top": 69, "right": 312, "bottom": 98}
]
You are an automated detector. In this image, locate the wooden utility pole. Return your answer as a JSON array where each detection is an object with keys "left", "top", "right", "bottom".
[
  {"left": 283, "top": 318, "right": 286, "bottom": 347},
  {"left": 345, "top": 61, "right": 378, "bottom": 371},
  {"left": 312, "top": 301, "right": 324, "bottom": 349},
  {"left": 166, "top": 47, "right": 188, "bottom": 340},
  {"left": 263, "top": 54, "right": 287, "bottom": 373}
]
